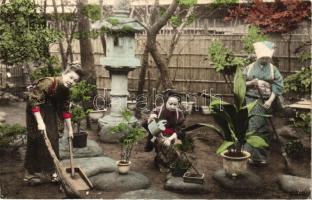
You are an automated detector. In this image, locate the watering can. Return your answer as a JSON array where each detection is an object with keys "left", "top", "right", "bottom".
[{"left": 148, "top": 119, "right": 167, "bottom": 136}]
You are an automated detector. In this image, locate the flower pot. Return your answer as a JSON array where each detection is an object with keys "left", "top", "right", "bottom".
[
  {"left": 117, "top": 160, "right": 131, "bottom": 174},
  {"left": 88, "top": 109, "right": 106, "bottom": 121},
  {"left": 127, "top": 100, "right": 137, "bottom": 111},
  {"left": 220, "top": 150, "right": 251, "bottom": 177},
  {"left": 73, "top": 131, "right": 88, "bottom": 148},
  {"left": 201, "top": 105, "right": 211, "bottom": 115}
]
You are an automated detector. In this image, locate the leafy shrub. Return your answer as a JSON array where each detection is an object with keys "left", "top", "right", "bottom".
[
  {"left": 242, "top": 26, "right": 268, "bottom": 54},
  {"left": 30, "top": 66, "right": 62, "bottom": 81},
  {"left": 82, "top": 4, "right": 101, "bottom": 22},
  {"left": 208, "top": 41, "right": 245, "bottom": 73},
  {"left": 0, "top": 124, "right": 26, "bottom": 149},
  {"left": 285, "top": 66, "right": 311, "bottom": 99}
]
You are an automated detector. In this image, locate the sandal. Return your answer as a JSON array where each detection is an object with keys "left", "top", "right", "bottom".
[
  {"left": 23, "top": 175, "right": 42, "bottom": 186},
  {"left": 51, "top": 172, "right": 60, "bottom": 183}
]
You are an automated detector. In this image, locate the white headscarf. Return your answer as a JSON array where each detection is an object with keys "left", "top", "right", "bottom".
[{"left": 253, "top": 41, "right": 276, "bottom": 59}]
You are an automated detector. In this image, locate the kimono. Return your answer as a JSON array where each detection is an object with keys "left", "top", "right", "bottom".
[
  {"left": 243, "top": 61, "right": 284, "bottom": 162},
  {"left": 24, "top": 76, "right": 71, "bottom": 174},
  {"left": 151, "top": 105, "right": 185, "bottom": 170}
]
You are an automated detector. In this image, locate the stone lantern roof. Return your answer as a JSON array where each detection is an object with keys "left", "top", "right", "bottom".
[{"left": 91, "top": 0, "right": 144, "bottom": 34}]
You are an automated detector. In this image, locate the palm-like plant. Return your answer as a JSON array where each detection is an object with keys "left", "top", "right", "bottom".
[{"left": 202, "top": 67, "right": 269, "bottom": 156}]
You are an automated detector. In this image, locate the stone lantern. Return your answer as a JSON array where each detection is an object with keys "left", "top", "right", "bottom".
[{"left": 91, "top": 0, "right": 144, "bottom": 142}]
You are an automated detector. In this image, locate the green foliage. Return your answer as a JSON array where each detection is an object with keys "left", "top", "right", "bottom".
[
  {"left": 213, "top": 0, "right": 238, "bottom": 6},
  {"left": 178, "top": 0, "right": 197, "bottom": 7},
  {"left": 0, "top": 0, "right": 60, "bottom": 65},
  {"left": 82, "top": 4, "right": 101, "bottom": 22},
  {"left": 71, "top": 105, "right": 86, "bottom": 125},
  {"left": 289, "top": 112, "right": 311, "bottom": 133},
  {"left": 70, "top": 80, "right": 96, "bottom": 133},
  {"left": 110, "top": 109, "right": 146, "bottom": 162},
  {"left": 0, "top": 124, "right": 26, "bottom": 149},
  {"left": 208, "top": 41, "right": 246, "bottom": 74},
  {"left": 107, "top": 17, "right": 120, "bottom": 26},
  {"left": 201, "top": 68, "right": 269, "bottom": 154},
  {"left": 73, "top": 29, "right": 101, "bottom": 40},
  {"left": 298, "top": 51, "right": 311, "bottom": 64},
  {"left": 70, "top": 80, "right": 96, "bottom": 104},
  {"left": 242, "top": 26, "right": 268, "bottom": 54},
  {"left": 285, "top": 66, "right": 311, "bottom": 98},
  {"left": 30, "top": 66, "right": 62, "bottom": 81},
  {"left": 170, "top": 16, "right": 182, "bottom": 28},
  {"left": 285, "top": 140, "right": 304, "bottom": 158}
]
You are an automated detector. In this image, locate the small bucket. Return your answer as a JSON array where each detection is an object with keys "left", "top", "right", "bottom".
[
  {"left": 148, "top": 119, "right": 166, "bottom": 136},
  {"left": 73, "top": 131, "right": 88, "bottom": 148}
]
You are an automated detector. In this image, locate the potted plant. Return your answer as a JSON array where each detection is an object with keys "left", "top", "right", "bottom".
[
  {"left": 110, "top": 109, "right": 146, "bottom": 174},
  {"left": 201, "top": 67, "right": 269, "bottom": 177},
  {"left": 70, "top": 80, "right": 96, "bottom": 147}
]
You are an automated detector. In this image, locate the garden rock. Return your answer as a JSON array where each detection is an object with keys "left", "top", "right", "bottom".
[
  {"left": 90, "top": 171, "right": 150, "bottom": 192},
  {"left": 119, "top": 189, "right": 179, "bottom": 199},
  {"left": 59, "top": 138, "right": 103, "bottom": 159},
  {"left": 213, "top": 169, "right": 263, "bottom": 191},
  {"left": 164, "top": 176, "right": 210, "bottom": 194},
  {"left": 61, "top": 156, "right": 116, "bottom": 177},
  {"left": 278, "top": 175, "right": 311, "bottom": 194}
]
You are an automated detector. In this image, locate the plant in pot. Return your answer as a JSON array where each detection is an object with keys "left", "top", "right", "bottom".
[
  {"left": 110, "top": 109, "right": 146, "bottom": 174},
  {"left": 201, "top": 67, "right": 269, "bottom": 177},
  {"left": 70, "top": 80, "right": 96, "bottom": 147}
]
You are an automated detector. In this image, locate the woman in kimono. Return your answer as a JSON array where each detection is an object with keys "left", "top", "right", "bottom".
[
  {"left": 243, "top": 41, "right": 284, "bottom": 165},
  {"left": 24, "top": 63, "right": 84, "bottom": 185},
  {"left": 145, "top": 90, "right": 186, "bottom": 172}
]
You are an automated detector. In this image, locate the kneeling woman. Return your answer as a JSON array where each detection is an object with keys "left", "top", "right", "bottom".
[{"left": 146, "top": 91, "right": 186, "bottom": 172}]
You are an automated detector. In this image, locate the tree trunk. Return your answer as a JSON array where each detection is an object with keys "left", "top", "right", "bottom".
[
  {"left": 147, "top": 33, "right": 174, "bottom": 89},
  {"left": 77, "top": 0, "right": 96, "bottom": 85},
  {"left": 137, "top": 45, "right": 149, "bottom": 96}
]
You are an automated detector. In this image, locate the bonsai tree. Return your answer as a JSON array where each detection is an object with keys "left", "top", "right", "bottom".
[
  {"left": 110, "top": 109, "right": 146, "bottom": 163},
  {"left": 202, "top": 67, "right": 269, "bottom": 156},
  {"left": 70, "top": 80, "right": 96, "bottom": 130}
]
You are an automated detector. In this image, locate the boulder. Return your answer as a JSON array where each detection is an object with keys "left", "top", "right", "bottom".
[
  {"left": 119, "top": 189, "right": 179, "bottom": 199},
  {"left": 278, "top": 175, "right": 311, "bottom": 194},
  {"left": 213, "top": 169, "right": 263, "bottom": 191},
  {"left": 61, "top": 156, "right": 116, "bottom": 177},
  {"left": 90, "top": 171, "right": 150, "bottom": 192},
  {"left": 164, "top": 176, "right": 210, "bottom": 194},
  {"left": 59, "top": 138, "right": 103, "bottom": 159}
]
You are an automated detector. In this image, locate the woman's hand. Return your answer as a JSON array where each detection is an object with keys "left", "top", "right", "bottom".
[
  {"left": 263, "top": 100, "right": 273, "bottom": 109},
  {"left": 148, "top": 114, "right": 157, "bottom": 123},
  {"left": 37, "top": 120, "right": 46, "bottom": 132},
  {"left": 246, "top": 78, "right": 258, "bottom": 87}
]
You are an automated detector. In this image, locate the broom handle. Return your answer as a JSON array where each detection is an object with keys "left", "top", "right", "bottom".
[{"left": 68, "top": 137, "right": 75, "bottom": 177}]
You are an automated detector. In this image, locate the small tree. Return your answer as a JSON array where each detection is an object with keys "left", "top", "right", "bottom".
[
  {"left": 0, "top": 0, "right": 60, "bottom": 66},
  {"left": 70, "top": 80, "right": 96, "bottom": 131},
  {"left": 110, "top": 109, "right": 146, "bottom": 163}
]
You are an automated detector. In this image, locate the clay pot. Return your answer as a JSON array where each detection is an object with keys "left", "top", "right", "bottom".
[
  {"left": 117, "top": 160, "right": 131, "bottom": 174},
  {"left": 201, "top": 105, "right": 211, "bottom": 115},
  {"left": 88, "top": 109, "right": 106, "bottom": 121},
  {"left": 221, "top": 150, "right": 251, "bottom": 177},
  {"left": 73, "top": 131, "right": 88, "bottom": 148}
]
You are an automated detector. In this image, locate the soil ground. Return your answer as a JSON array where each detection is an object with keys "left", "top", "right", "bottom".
[{"left": 0, "top": 102, "right": 310, "bottom": 199}]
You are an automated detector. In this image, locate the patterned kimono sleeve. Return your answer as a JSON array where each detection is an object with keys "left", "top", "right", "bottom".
[
  {"left": 28, "top": 78, "right": 53, "bottom": 107},
  {"left": 272, "top": 66, "right": 284, "bottom": 96}
]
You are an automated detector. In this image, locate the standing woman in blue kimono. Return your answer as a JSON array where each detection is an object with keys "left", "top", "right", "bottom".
[{"left": 243, "top": 41, "right": 284, "bottom": 165}]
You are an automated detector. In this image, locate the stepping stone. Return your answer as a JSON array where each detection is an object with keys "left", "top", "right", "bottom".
[
  {"left": 278, "top": 175, "right": 311, "bottom": 194},
  {"left": 61, "top": 156, "right": 116, "bottom": 177},
  {"left": 119, "top": 189, "right": 179, "bottom": 199},
  {"left": 90, "top": 171, "right": 150, "bottom": 192},
  {"left": 213, "top": 169, "right": 263, "bottom": 191},
  {"left": 164, "top": 176, "right": 210, "bottom": 194},
  {"left": 59, "top": 138, "right": 103, "bottom": 159}
]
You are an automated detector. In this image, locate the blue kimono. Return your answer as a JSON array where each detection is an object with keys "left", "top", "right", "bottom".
[{"left": 243, "top": 61, "right": 284, "bottom": 162}]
